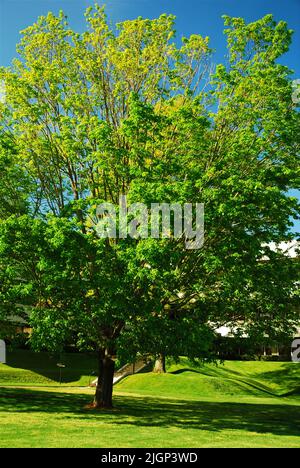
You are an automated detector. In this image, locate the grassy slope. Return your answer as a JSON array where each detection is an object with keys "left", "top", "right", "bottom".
[
  {"left": 1, "top": 352, "right": 299, "bottom": 396},
  {"left": 1, "top": 353, "right": 300, "bottom": 447},
  {"left": 0, "top": 350, "right": 98, "bottom": 386},
  {"left": 117, "top": 358, "right": 300, "bottom": 398}
]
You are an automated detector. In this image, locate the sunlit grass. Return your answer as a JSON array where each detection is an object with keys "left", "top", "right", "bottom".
[
  {"left": 1, "top": 352, "right": 300, "bottom": 447},
  {"left": 0, "top": 386, "right": 299, "bottom": 448}
]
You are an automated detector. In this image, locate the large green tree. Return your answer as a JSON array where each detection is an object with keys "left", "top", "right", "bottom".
[
  {"left": 0, "top": 6, "right": 214, "bottom": 407},
  {"left": 0, "top": 7, "right": 299, "bottom": 408}
]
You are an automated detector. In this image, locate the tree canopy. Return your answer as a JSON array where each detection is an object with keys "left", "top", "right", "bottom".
[{"left": 0, "top": 6, "right": 299, "bottom": 407}]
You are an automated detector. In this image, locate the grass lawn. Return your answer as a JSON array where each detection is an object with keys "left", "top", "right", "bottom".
[
  {"left": 0, "top": 352, "right": 300, "bottom": 447},
  {"left": 0, "top": 350, "right": 98, "bottom": 386}
]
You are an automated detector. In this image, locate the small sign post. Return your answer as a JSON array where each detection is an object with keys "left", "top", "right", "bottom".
[
  {"left": 0, "top": 340, "right": 6, "bottom": 364},
  {"left": 56, "top": 363, "right": 66, "bottom": 384}
]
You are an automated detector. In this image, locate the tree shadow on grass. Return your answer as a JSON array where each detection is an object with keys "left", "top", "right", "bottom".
[
  {"left": 251, "top": 364, "right": 300, "bottom": 396},
  {"left": 171, "top": 365, "right": 300, "bottom": 397},
  {"left": 1, "top": 387, "right": 300, "bottom": 438},
  {"left": 170, "top": 368, "right": 277, "bottom": 397},
  {"left": 171, "top": 368, "right": 204, "bottom": 375}
]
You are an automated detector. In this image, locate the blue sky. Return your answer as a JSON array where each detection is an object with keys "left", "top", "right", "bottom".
[
  {"left": 1, "top": 0, "right": 300, "bottom": 72},
  {"left": 0, "top": 0, "right": 299, "bottom": 233}
]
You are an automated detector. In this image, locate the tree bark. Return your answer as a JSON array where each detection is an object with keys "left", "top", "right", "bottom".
[
  {"left": 153, "top": 353, "right": 166, "bottom": 373},
  {"left": 93, "top": 348, "right": 115, "bottom": 409}
]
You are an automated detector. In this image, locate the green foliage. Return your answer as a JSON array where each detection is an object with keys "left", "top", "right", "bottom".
[{"left": 0, "top": 7, "right": 299, "bottom": 371}]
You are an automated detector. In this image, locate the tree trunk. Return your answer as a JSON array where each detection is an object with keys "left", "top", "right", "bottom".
[
  {"left": 93, "top": 348, "right": 115, "bottom": 409},
  {"left": 153, "top": 353, "right": 166, "bottom": 373}
]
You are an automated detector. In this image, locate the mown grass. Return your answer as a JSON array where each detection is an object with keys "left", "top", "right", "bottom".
[
  {"left": 0, "top": 386, "right": 300, "bottom": 448},
  {"left": 1, "top": 352, "right": 299, "bottom": 396},
  {"left": 115, "top": 357, "right": 300, "bottom": 399},
  {"left": 0, "top": 350, "right": 98, "bottom": 386},
  {"left": 0, "top": 352, "right": 300, "bottom": 447}
]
